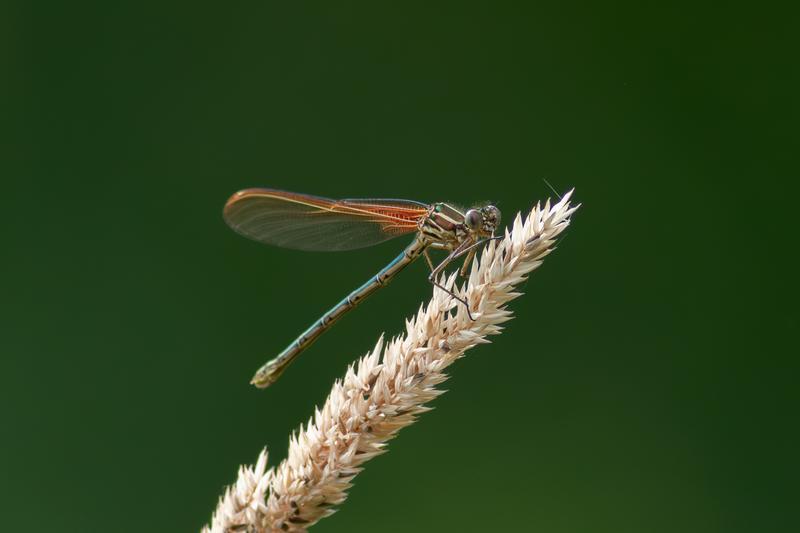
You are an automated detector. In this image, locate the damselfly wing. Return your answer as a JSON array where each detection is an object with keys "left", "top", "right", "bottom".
[{"left": 224, "top": 189, "right": 429, "bottom": 251}]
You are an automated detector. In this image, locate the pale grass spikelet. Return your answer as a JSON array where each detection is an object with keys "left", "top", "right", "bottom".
[
  {"left": 205, "top": 191, "right": 578, "bottom": 532},
  {"left": 205, "top": 449, "right": 272, "bottom": 532}
]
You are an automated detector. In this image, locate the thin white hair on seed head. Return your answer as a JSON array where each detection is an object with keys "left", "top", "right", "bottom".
[
  {"left": 542, "top": 178, "right": 562, "bottom": 200},
  {"left": 204, "top": 191, "right": 578, "bottom": 533}
]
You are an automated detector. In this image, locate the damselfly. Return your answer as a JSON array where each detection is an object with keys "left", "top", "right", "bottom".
[{"left": 224, "top": 188, "right": 501, "bottom": 388}]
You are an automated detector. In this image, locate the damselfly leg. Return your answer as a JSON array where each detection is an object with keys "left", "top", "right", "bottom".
[{"left": 426, "top": 236, "right": 503, "bottom": 321}]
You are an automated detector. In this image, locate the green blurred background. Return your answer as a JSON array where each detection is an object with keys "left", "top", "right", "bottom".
[{"left": 3, "top": 1, "right": 797, "bottom": 531}]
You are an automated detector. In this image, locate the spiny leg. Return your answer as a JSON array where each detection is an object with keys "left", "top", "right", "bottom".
[
  {"left": 429, "top": 271, "right": 475, "bottom": 321},
  {"left": 428, "top": 240, "right": 477, "bottom": 320},
  {"left": 427, "top": 236, "right": 504, "bottom": 319},
  {"left": 454, "top": 236, "right": 503, "bottom": 277},
  {"left": 459, "top": 248, "right": 476, "bottom": 278},
  {"left": 423, "top": 249, "right": 436, "bottom": 272}
]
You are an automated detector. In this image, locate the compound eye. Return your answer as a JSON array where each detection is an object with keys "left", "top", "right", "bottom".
[{"left": 465, "top": 209, "right": 482, "bottom": 230}]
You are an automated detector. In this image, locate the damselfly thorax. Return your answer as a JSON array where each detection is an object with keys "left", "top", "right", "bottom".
[{"left": 224, "top": 189, "right": 501, "bottom": 388}]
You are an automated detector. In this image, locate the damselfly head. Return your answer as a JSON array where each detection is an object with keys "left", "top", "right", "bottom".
[
  {"left": 479, "top": 205, "right": 501, "bottom": 235},
  {"left": 464, "top": 205, "right": 500, "bottom": 235}
]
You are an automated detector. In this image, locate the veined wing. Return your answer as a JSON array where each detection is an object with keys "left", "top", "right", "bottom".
[{"left": 223, "top": 188, "right": 429, "bottom": 251}]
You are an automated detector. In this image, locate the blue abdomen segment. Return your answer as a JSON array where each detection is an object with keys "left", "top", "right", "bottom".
[{"left": 252, "top": 236, "right": 428, "bottom": 387}]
